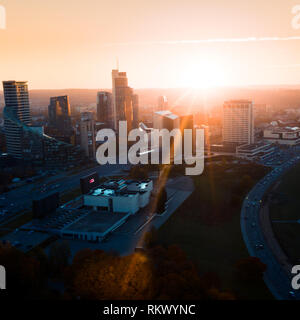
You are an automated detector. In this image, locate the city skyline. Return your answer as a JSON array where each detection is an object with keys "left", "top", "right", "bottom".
[
  {"left": 1, "top": 0, "right": 300, "bottom": 89},
  {"left": 2, "top": 0, "right": 300, "bottom": 305}
]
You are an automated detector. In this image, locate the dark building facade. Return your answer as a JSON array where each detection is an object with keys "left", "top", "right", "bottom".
[
  {"left": 3, "top": 81, "right": 85, "bottom": 168},
  {"left": 47, "top": 95, "right": 73, "bottom": 143},
  {"left": 97, "top": 91, "right": 113, "bottom": 128},
  {"left": 3, "top": 81, "right": 31, "bottom": 159}
]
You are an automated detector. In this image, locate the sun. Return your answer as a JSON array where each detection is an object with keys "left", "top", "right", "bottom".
[{"left": 180, "top": 60, "right": 227, "bottom": 89}]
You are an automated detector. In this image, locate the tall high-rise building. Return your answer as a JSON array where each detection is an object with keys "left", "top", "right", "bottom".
[
  {"left": 112, "top": 69, "right": 135, "bottom": 131},
  {"left": 3, "top": 81, "right": 85, "bottom": 166},
  {"left": 97, "top": 91, "right": 113, "bottom": 127},
  {"left": 3, "top": 81, "right": 31, "bottom": 158},
  {"left": 157, "top": 96, "right": 168, "bottom": 111},
  {"left": 48, "top": 95, "right": 73, "bottom": 143},
  {"left": 223, "top": 100, "right": 254, "bottom": 145},
  {"left": 80, "top": 112, "right": 95, "bottom": 159}
]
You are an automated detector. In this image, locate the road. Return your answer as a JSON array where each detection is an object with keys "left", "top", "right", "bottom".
[
  {"left": 240, "top": 155, "right": 300, "bottom": 300},
  {"left": 0, "top": 163, "right": 130, "bottom": 225}
]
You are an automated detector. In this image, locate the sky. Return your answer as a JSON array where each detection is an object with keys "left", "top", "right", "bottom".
[{"left": 1, "top": 0, "right": 300, "bottom": 89}]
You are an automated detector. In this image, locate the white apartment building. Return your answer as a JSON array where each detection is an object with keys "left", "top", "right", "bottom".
[{"left": 83, "top": 179, "right": 153, "bottom": 214}]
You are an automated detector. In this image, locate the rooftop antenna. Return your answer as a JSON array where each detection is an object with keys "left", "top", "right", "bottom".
[{"left": 116, "top": 57, "right": 119, "bottom": 70}]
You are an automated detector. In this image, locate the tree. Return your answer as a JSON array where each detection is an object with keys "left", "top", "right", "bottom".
[
  {"left": 143, "top": 227, "right": 158, "bottom": 249},
  {"left": 235, "top": 257, "right": 267, "bottom": 282},
  {"left": 64, "top": 245, "right": 235, "bottom": 300},
  {"left": 239, "top": 174, "right": 254, "bottom": 191},
  {"left": 0, "top": 242, "right": 41, "bottom": 298},
  {"left": 65, "top": 250, "right": 154, "bottom": 300},
  {"left": 221, "top": 157, "right": 227, "bottom": 167},
  {"left": 49, "top": 241, "right": 71, "bottom": 277}
]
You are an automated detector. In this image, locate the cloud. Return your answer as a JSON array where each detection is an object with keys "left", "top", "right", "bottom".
[
  {"left": 265, "top": 64, "right": 300, "bottom": 69},
  {"left": 104, "top": 36, "right": 300, "bottom": 47}
]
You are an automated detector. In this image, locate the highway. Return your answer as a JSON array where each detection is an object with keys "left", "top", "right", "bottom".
[
  {"left": 241, "top": 156, "right": 300, "bottom": 300},
  {"left": 0, "top": 163, "right": 130, "bottom": 225}
]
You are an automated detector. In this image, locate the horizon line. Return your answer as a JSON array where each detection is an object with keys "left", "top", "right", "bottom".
[{"left": 2, "top": 84, "right": 300, "bottom": 92}]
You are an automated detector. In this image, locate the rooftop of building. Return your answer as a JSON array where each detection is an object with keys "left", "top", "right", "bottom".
[
  {"left": 237, "top": 142, "right": 272, "bottom": 151},
  {"left": 87, "top": 179, "right": 152, "bottom": 198},
  {"left": 64, "top": 211, "right": 129, "bottom": 233}
]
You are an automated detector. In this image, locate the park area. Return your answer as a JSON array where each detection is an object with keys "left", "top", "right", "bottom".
[
  {"left": 156, "top": 158, "right": 273, "bottom": 299},
  {"left": 270, "top": 162, "right": 300, "bottom": 265}
]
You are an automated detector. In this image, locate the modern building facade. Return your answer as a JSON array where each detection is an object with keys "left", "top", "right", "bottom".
[
  {"left": 112, "top": 69, "right": 138, "bottom": 131},
  {"left": 223, "top": 100, "right": 254, "bottom": 146},
  {"left": 3, "top": 81, "right": 85, "bottom": 167},
  {"left": 263, "top": 126, "right": 300, "bottom": 145},
  {"left": 97, "top": 91, "right": 113, "bottom": 127},
  {"left": 3, "top": 81, "right": 31, "bottom": 158},
  {"left": 83, "top": 179, "right": 153, "bottom": 214},
  {"left": 236, "top": 142, "right": 275, "bottom": 161},
  {"left": 80, "top": 112, "right": 96, "bottom": 159},
  {"left": 153, "top": 111, "right": 195, "bottom": 159},
  {"left": 48, "top": 95, "right": 73, "bottom": 143}
]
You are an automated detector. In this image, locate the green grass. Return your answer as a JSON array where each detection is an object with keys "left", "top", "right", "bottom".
[
  {"left": 269, "top": 162, "right": 300, "bottom": 263},
  {"left": 271, "top": 222, "right": 300, "bottom": 264},
  {"left": 270, "top": 162, "right": 300, "bottom": 221},
  {"left": 157, "top": 162, "right": 273, "bottom": 300}
]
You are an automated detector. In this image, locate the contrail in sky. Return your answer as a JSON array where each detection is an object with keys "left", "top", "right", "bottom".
[{"left": 104, "top": 36, "right": 300, "bottom": 47}]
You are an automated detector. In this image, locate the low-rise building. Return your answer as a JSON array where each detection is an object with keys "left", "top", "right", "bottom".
[
  {"left": 236, "top": 142, "right": 275, "bottom": 161},
  {"left": 263, "top": 126, "right": 300, "bottom": 146},
  {"left": 83, "top": 179, "right": 153, "bottom": 214}
]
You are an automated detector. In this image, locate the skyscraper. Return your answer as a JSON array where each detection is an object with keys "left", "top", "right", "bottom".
[
  {"left": 80, "top": 112, "right": 95, "bottom": 159},
  {"left": 3, "top": 81, "right": 85, "bottom": 167},
  {"left": 223, "top": 100, "right": 254, "bottom": 146},
  {"left": 48, "top": 95, "right": 73, "bottom": 143},
  {"left": 112, "top": 69, "right": 135, "bottom": 131},
  {"left": 97, "top": 91, "right": 113, "bottom": 127},
  {"left": 3, "top": 81, "right": 31, "bottom": 158}
]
